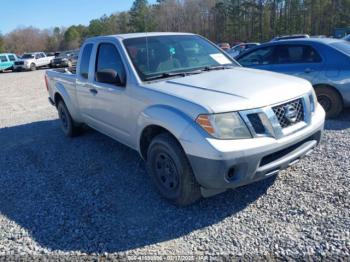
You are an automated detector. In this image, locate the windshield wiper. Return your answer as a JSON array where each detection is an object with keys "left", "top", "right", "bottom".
[
  {"left": 144, "top": 70, "right": 202, "bottom": 81},
  {"left": 202, "top": 65, "right": 235, "bottom": 71}
]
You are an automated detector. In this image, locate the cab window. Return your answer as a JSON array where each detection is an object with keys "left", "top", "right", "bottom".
[
  {"left": 95, "top": 43, "right": 126, "bottom": 86},
  {"left": 80, "top": 44, "right": 93, "bottom": 79}
]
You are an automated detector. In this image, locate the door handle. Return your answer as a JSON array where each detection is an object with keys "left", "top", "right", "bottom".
[{"left": 89, "top": 88, "right": 98, "bottom": 95}]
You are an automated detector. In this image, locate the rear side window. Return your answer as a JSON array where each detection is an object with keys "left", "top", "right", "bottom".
[
  {"left": 274, "top": 45, "right": 321, "bottom": 64},
  {"left": 95, "top": 43, "right": 126, "bottom": 85},
  {"left": 238, "top": 46, "right": 274, "bottom": 66},
  {"left": 8, "top": 55, "right": 16, "bottom": 61},
  {"left": 0, "top": 56, "right": 8, "bottom": 62},
  {"left": 80, "top": 44, "right": 93, "bottom": 79}
]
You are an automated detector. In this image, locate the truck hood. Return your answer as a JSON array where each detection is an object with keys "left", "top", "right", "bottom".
[{"left": 146, "top": 67, "right": 312, "bottom": 113}]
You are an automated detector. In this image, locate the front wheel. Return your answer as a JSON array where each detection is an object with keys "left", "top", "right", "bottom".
[
  {"left": 146, "top": 133, "right": 201, "bottom": 206},
  {"left": 315, "top": 86, "right": 343, "bottom": 118},
  {"left": 57, "top": 101, "right": 81, "bottom": 137}
]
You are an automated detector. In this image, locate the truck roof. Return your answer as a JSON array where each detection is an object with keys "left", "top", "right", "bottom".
[{"left": 87, "top": 32, "right": 195, "bottom": 41}]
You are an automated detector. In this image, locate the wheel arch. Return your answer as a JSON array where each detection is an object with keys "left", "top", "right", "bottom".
[
  {"left": 53, "top": 83, "right": 82, "bottom": 123},
  {"left": 137, "top": 105, "right": 194, "bottom": 160}
]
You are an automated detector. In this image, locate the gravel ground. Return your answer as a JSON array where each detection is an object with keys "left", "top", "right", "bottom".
[{"left": 0, "top": 70, "right": 349, "bottom": 260}]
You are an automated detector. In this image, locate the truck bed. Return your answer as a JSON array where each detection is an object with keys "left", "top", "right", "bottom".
[{"left": 50, "top": 67, "right": 76, "bottom": 75}]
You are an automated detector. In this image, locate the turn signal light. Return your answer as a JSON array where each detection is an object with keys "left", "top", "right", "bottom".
[{"left": 196, "top": 115, "right": 215, "bottom": 134}]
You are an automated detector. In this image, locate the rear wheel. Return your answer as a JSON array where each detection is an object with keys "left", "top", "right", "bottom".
[
  {"left": 315, "top": 86, "right": 343, "bottom": 118},
  {"left": 30, "top": 63, "right": 36, "bottom": 71},
  {"left": 146, "top": 133, "right": 201, "bottom": 206},
  {"left": 57, "top": 101, "right": 81, "bottom": 137}
]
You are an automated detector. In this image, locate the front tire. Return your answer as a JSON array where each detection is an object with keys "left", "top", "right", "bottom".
[
  {"left": 315, "top": 86, "right": 343, "bottom": 118},
  {"left": 57, "top": 101, "right": 81, "bottom": 137},
  {"left": 146, "top": 133, "right": 201, "bottom": 206}
]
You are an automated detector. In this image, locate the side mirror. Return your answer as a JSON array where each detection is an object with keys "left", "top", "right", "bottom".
[{"left": 96, "top": 69, "right": 124, "bottom": 86}]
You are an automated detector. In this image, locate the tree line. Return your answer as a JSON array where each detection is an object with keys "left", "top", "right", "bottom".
[{"left": 1, "top": 0, "right": 350, "bottom": 54}]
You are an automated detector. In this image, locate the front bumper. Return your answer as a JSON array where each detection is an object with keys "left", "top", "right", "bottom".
[
  {"left": 14, "top": 64, "right": 30, "bottom": 70},
  {"left": 180, "top": 104, "right": 325, "bottom": 197}
]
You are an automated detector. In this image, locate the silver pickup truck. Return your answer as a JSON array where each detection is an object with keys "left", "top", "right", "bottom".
[{"left": 45, "top": 33, "right": 325, "bottom": 206}]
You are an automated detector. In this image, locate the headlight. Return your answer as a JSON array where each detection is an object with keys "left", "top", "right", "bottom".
[{"left": 196, "top": 112, "right": 252, "bottom": 139}]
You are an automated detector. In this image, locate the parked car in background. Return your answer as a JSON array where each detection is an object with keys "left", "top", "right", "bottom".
[
  {"left": 0, "top": 53, "right": 18, "bottom": 72},
  {"left": 45, "top": 32, "right": 324, "bottom": 206},
  {"left": 217, "top": 42, "right": 231, "bottom": 51},
  {"left": 14, "top": 52, "right": 55, "bottom": 71},
  {"left": 236, "top": 38, "right": 350, "bottom": 118},
  {"left": 228, "top": 43, "right": 260, "bottom": 58},
  {"left": 46, "top": 52, "right": 56, "bottom": 57},
  {"left": 51, "top": 50, "right": 79, "bottom": 68},
  {"left": 271, "top": 34, "right": 310, "bottom": 42},
  {"left": 343, "top": 34, "right": 350, "bottom": 42}
]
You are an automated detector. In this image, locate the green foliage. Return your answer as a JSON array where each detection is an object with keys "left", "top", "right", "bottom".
[
  {"left": 129, "top": 0, "right": 152, "bottom": 32},
  {"left": 2, "top": 0, "right": 350, "bottom": 54}
]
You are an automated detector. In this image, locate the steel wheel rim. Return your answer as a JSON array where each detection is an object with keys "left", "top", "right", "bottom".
[
  {"left": 154, "top": 152, "right": 179, "bottom": 192},
  {"left": 59, "top": 107, "right": 68, "bottom": 130}
]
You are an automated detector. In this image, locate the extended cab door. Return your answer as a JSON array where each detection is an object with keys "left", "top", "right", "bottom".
[{"left": 76, "top": 41, "right": 131, "bottom": 143}]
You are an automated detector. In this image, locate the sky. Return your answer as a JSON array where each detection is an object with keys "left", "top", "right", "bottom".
[{"left": 0, "top": 0, "right": 156, "bottom": 34}]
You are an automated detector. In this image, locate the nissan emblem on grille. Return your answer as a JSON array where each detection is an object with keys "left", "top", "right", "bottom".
[
  {"left": 284, "top": 104, "right": 298, "bottom": 123},
  {"left": 272, "top": 99, "right": 304, "bottom": 128}
]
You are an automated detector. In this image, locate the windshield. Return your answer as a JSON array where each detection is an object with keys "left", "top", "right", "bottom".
[
  {"left": 123, "top": 35, "right": 236, "bottom": 81},
  {"left": 331, "top": 41, "right": 350, "bottom": 55},
  {"left": 22, "top": 54, "right": 34, "bottom": 59}
]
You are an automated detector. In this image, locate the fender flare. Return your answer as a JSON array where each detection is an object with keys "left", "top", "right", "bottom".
[
  {"left": 54, "top": 82, "right": 82, "bottom": 123},
  {"left": 136, "top": 105, "right": 195, "bottom": 152}
]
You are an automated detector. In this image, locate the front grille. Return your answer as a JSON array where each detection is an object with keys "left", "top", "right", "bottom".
[
  {"left": 272, "top": 98, "right": 304, "bottom": 128},
  {"left": 53, "top": 58, "right": 62, "bottom": 63},
  {"left": 14, "top": 61, "right": 24, "bottom": 65},
  {"left": 259, "top": 131, "right": 321, "bottom": 167}
]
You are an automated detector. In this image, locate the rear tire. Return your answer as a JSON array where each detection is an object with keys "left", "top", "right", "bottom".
[
  {"left": 57, "top": 101, "right": 81, "bottom": 137},
  {"left": 315, "top": 86, "right": 343, "bottom": 118},
  {"left": 146, "top": 133, "right": 201, "bottom": 206},
  {"left": 30, "top": 63, "right": 36, "bottom": 71}
]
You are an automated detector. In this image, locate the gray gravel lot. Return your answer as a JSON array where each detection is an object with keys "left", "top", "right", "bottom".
[{"left": 0, "top": 70, "right": 349, "bottom": 260}]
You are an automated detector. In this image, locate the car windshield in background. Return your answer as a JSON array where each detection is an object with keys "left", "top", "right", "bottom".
[
  {"left": 331, "top": 41, "right": 350, "bottom": 55},
  {"left": 123, "top": 35, "right": 235, "bottom": 81},
  {"left": 22, "top": 54, "right": 34, "bottom": 59}
]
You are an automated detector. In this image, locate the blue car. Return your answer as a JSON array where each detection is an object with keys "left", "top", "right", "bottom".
[{"left": 236, "top": 38, "right": 350, "bottom": 118}]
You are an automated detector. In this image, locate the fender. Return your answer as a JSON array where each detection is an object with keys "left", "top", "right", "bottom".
[
  {"left": 136, "top": 104, "right": 195, "bottom": 152},
  {"left": 54, "top": 82, "right": 83, "bottom": 123}
]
